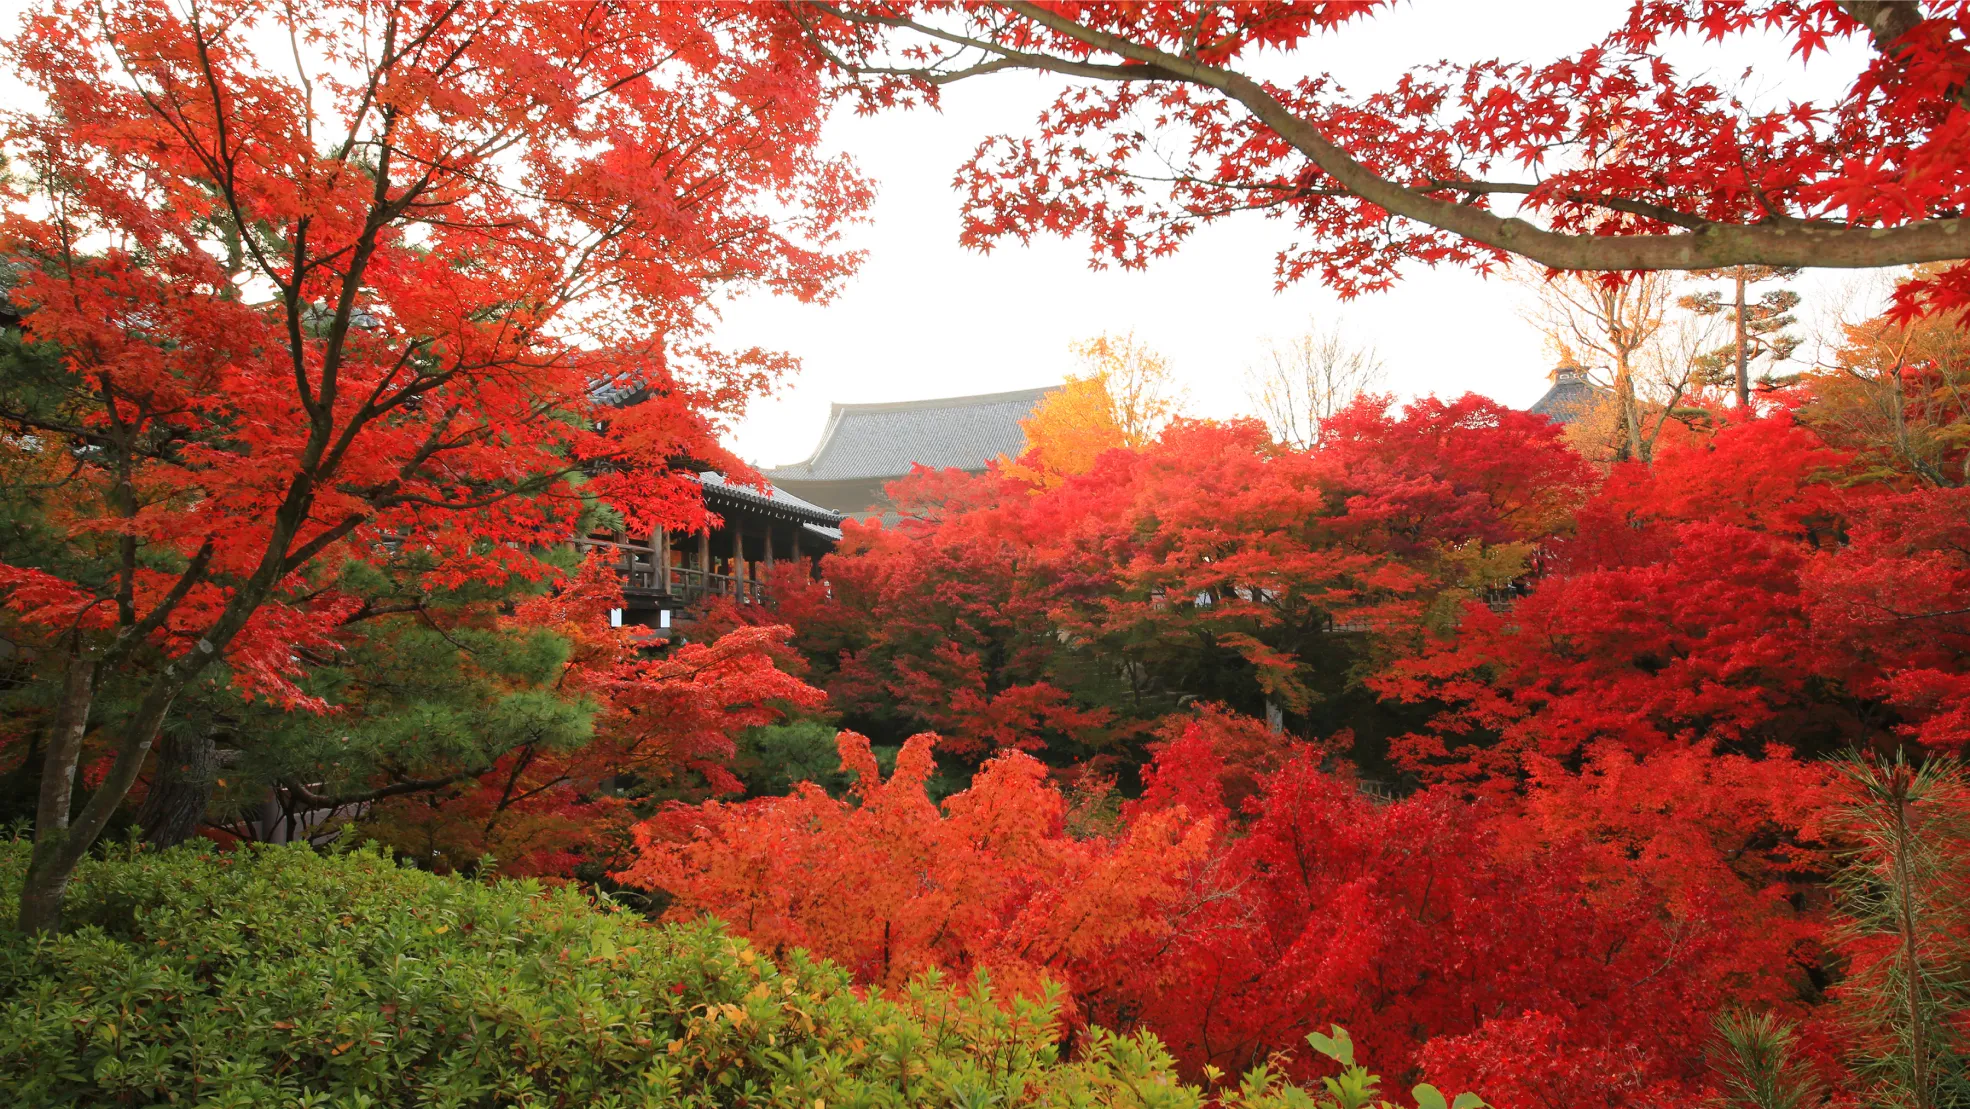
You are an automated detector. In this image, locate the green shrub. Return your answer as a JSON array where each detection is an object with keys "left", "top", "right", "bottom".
[{"left": 0, "top": 841, "right": 1466, "bottom": 1108}]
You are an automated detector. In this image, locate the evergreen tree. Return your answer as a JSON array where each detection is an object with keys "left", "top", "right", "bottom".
[
  {"left": 1831, "top": 754, "right": 1970, "bottom": 1109},
  {"left": 1678, "top": 266, "right": 1804, "bottom": 408},
  {"left": 1713, "top": 1010, "right": 1824, "bottom": 1109}
]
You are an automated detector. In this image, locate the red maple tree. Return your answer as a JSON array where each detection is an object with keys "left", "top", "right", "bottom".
[
  {"left": 0, "top": 0, "right": 866, "bottom": 930},
  {"left": 1379, "top": 410, "right": 1970, "bottom": 786}
]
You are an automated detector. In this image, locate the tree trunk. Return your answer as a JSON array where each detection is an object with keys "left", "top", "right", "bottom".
[
  {"left": 136, "top": 730, "right": 217, "bottom": 848},
  {"left": 19, "top": 662, "right": 184, "bottom": 933},
  {"left": 1886, "top": 780, "right": 1935, "bottom": 1109},
  {"left": 1734, "top": 268, "right": 1751, "bottom": 409},
  {"left": 1615, "top": 357, "right": 1646, "bottom": 462},
  {"left": 19, "top": 650, "right": 99, "bottom": 934}
]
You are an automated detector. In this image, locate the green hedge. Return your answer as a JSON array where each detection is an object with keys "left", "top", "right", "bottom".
[{"left": 0, "top": 841, "right": 1446, "bottom": 1109}]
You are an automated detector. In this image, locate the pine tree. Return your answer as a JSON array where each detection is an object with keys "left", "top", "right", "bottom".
[
  {"left": 1831, "top": 754, "right": 1970, "bottom": 1109},
  {"left": 1678, "top": 266, "right": 1803, "bottom": 408},
  {"left": 1713, "top": 1010, "right": 1824, "bottom": 1109}
]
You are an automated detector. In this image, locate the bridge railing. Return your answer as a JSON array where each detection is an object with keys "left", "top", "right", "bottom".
[{"left": 566, "top": 537, "right": 769, "bottom": 606}]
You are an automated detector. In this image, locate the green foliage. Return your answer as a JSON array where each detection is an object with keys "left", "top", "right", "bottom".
[
  {"left": 731, "top": 720, "right": 867, "bottom": 797},
  {"left": 0, "top": 841, "right": 1467, "bottom": 1109},
  {"left": 1299, "top": 1027, "right": 1483, "bottom": 1109},
  {"left": 184, "top": 612, "right": 598, "bottom": 832},
  {"left": 1712, "top": 1010, "right": 1823, "bottom": 1109},
  {"left": 733, "top": 722, "right": 966, "bottom": 802},
  {"left": 1831, "top": 754, "right": 1970, "bottom": 1109}
]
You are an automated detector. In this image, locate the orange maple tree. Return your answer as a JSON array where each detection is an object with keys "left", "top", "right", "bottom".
[
  {"left": 617, "top": 727, "right": 1212, "bottom": 1012},
  {"left": 618, "top": 703, "right": 1835, "bottom": 1104}
]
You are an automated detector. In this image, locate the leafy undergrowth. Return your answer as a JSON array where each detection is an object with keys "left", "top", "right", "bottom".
[{"left": 0, "top": 842, "right": 1472, "bottom": 1109}]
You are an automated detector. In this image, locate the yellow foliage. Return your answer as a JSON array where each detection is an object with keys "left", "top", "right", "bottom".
[
  {"left": 1001, "top": 376, "right": 1125, "bottom": 487},
  {"left": 1001, "top": 332, "right": 1183, "bottom": 487}
]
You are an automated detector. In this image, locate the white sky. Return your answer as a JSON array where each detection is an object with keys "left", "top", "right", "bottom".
[{"left": 709, "top": 2, "right": 1896, "bottom": 468}]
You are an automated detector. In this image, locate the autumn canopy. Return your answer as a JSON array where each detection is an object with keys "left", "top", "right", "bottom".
[{"left": 3, "top": 2, "right": 1970, "bottom": 1108}]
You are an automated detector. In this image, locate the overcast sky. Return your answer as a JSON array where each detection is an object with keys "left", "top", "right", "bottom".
[{"left": 710, "top": 2, "right": 1894, "bottom": 469}]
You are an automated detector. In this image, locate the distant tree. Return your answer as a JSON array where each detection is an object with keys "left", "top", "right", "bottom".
[
  {"left": 1804, "top": 278, "right": 1970, "bottom": 487},
  {"left": 1680, "top": 267, "right": 1805, "bottom": 408},
  {"left": 1244, "top": 321, "right": 1386, "bottom": 449},
  {"left": 1518, "top": 268, "right": 1677, "bottom": 461},
  {"left": 808, "top": 479, "right": 1112, "bottom": 758},
  {"left": 1381, "top": 413, "right": 1970, "bottom": 783},
  {"left": 1068, "top": 333, "right": 1185, "bottom": 447},
  {"left": 999, "top": 375, "right": 1125, "bottom": 487}
]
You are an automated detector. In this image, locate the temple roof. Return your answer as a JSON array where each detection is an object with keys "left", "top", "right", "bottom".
[
  {"left": 763, "top": 387, "right": 1056, "bottom": 484},
  {"left": 697, "top": 471, "right": 842, "bottom": 527},
  {"left": 585, "top": 379, "right": 842, "bottom": 528},
  {"left": 1528, "top": 367, "right": 1604, "bottom": 426},
  {"left": 588, "top": 375, "right": 647, "bottom": 409}
]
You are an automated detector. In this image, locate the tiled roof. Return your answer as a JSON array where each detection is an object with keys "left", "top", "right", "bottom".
[
  {"left": 586, "top": 381, "right": 840, "bottom": 528},
  {"left": 763, "top": 387, "right": 1056, "bottom": 483},
  {"left": 698, "top": 471, "right": 843, "bottom": 527},
  {"left": 588, "top": 375, "right": 647, "bottom": 409},
  {"left": 1528, "top": 369, "right": 1604, "bottom": 426}
]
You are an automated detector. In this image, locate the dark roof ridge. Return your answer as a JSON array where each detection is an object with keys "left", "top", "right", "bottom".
[
  {"left": 697, "top": 470, "right": 843, "bottom": 526},
  {"left": 1527, "top": 374, "right": 1606, "bottom": 426}
]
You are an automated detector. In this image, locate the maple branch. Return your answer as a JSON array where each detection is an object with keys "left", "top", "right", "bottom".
[
  {"left": 103, "top": 4, "right": 285, "bottom": 290},
  {"left": 814, "top": 1, "right": 1970, "bottom": 273},
  {"left": 283, "top": 1, "right": 314, "bottom": 149},
  {"left": 100, "top": 536, "right": 216, "bottom": 671},
  {"left": 802, "top": 2, "right": 1188, "bottom": 84},
  {"left": 1895, "top": 607, "right": 1970, "bottom": 621},
  {"left": 1421, "top": 180, "right": 1716, "bottom": 233},
  {"left": 483, "top": 744, "right": 544, "bottom": 841},
  {"left": 1034, "top": 0, "right": 1969, "bottom": 270},
  {"left": 1842, "top": 0, "right": 1970, "bottom": 111},
  {"left": 331, "top": 599, "right": 427, "bottom": 625},
  {"left": 280, "top": 514, "right": 368, "bottom": 576}
]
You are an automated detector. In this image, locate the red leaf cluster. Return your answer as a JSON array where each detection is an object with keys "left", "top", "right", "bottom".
[{"left": 1381, "top": 412, "right": 1970, "bottom": 785}]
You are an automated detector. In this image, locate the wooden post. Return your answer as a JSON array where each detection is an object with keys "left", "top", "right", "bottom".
[
  {"left": 655, "top": 528, "right": 670, "bottom": 594},
  {"left": 697, "top": 528, "right": 711, "bottom": 596},
  {"left": 765, "top": 521, "right": 776, "bottom": 573}
]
